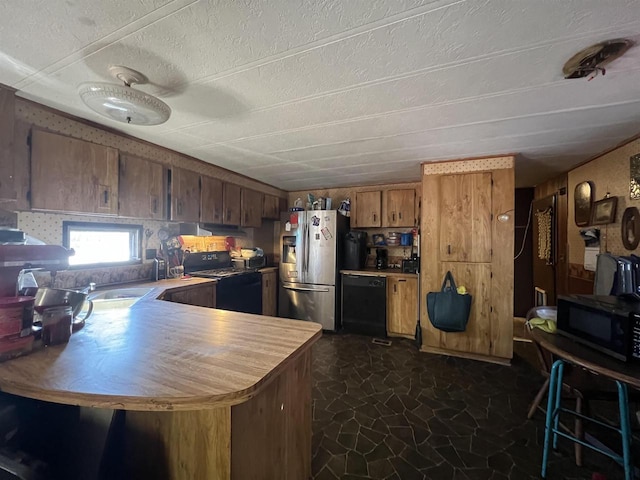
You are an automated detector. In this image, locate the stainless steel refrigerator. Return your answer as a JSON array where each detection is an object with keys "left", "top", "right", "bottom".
[{"left": 279, "top": 210, "right": 349, "bottom": 330}]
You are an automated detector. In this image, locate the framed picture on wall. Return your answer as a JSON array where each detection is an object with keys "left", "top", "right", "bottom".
[{"left": 590, "top": 196, "right": 618, "bottom": 225}]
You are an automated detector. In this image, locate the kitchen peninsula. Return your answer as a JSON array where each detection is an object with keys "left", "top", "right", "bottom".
[{"left": 0, "top": 279, "right": 321, "bottom": 479}]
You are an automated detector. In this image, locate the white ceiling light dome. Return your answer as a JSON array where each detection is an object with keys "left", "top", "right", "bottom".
[{"left": 78, "top": 66, "right": 171, "bottom": 126}]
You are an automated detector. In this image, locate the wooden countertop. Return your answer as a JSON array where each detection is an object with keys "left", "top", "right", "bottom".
[
  {"left": 258, "top": 266, "right": 278, "bottom": 273},
  {"left": 0, "top": 278, "right": 321, "bottom": 411},
  {"left": 340, "top": 268, "right": 418, "bottom": 278}
]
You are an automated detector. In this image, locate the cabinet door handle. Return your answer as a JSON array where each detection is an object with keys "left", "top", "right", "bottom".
[
  {"left": 394, "top": 284, "right": 397, "bottom": 293},
  {"left": 227, "top": 209, "right": 231, "bottom": 221},
  {"left": 392, "top": 212, "right": 396, "bottom": 222},
  {"left": 103, "top": 190, "right": 109, "bottom": 205},
  {"left": 265, "top": 279, "right": 269, "bottom": 287},
  {"left": 447, "top": 244, "right": 451, "bottom": 255},
  {"left": 399, "top": 212, "right": 402, "bottom": 220},
  {"left": 177, "top": 200, "right": 183, "bottom": 216},
  {"left": 399, "top": 279, "right": 406, "bottom": 283},
  {"left": 373, "top": 213, "right": 377, "bottom": 222},
  {"left": 152, "top": 198, "right": 158, "bottom": 213}
]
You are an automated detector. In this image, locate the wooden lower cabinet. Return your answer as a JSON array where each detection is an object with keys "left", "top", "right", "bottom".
[
  {"left": 261, "top": 270, "right": 277, "bottom": 316},
  {"left": 163, "top": 283, "right": 216, "bottom": 308},
  {"left": 387, "top": 276, "right": 418, "bottom": 337},
  {"left": 122, "top": 349, "right": 312, "bottom": 479}
]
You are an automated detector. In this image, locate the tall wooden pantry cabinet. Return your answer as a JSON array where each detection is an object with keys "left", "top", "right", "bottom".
[{"left": 420, "top": 156, "right": 514, "bottom": 364}]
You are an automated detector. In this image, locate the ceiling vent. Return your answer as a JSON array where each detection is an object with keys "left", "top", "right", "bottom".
[{"left": 563, "top": 39, "right": 633, "bottom": 79}]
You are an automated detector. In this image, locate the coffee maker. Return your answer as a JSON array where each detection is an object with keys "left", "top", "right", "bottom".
[{"left": 376, "top": 248, "right": 388, "bottom": 270}]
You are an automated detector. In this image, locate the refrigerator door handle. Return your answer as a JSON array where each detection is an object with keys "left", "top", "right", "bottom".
[
  {"left": 283, "top": 285, "right": 331, "bottom": 293},
  {"left": 303, "top": 222, "right": 310, "bottom": 275}
]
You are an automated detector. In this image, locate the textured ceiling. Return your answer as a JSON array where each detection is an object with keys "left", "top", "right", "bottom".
[{"left": 1, "top": 0, "right": 639, "bottom": 190}]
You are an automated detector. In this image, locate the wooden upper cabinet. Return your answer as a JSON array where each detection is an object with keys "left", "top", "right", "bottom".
[
  {"left": 439, "top": 172, "right": 492, "bottom": 263},
  {"left": 119, "top": 154, "right": 165, "bottom": 219},
  {"left": 223, "top": 183, "right": 241, "bottom": 225},
  {"left": 30, "top": 130, "right": 119, "bottom": 214},
  {"left": 0, "top": 88, "right": 15, "bottom": 201},
  {"left": 385, "top": 189, "right": 416, "bottom": 227},
  {"left": 200, "top": 176, "right": 224, "bottom": 224},
  {"left": 355, "top": 191, "right": 381, "bottom": 227},
  {"left": 241, "top": 188, "right": 263, "bottom": 228},
  {"left": 262, "top": 194, "right": 280, "bottom": 220},
  {"left": 170, "top": 167, "right": 200, "bottom": 222}
]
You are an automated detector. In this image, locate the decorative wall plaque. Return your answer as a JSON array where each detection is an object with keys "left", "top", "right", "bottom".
[
  {"left": 621, "top": 207, "right": 640, "bottom": 250},
  {"left": 590, "top": 196, "right": 618, "bottom": 225},
  {"left": 574, "top": 181, "right": 593, "bottom": 226},
  {"left": 630, "top": 153, "right": 640, "bottom": 199}
]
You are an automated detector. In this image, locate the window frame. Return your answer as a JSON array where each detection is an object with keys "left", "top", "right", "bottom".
[{"left": 62, "top": 221, "right": 143, "bottom": 269}]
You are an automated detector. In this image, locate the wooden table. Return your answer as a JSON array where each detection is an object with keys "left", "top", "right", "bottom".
[
  {"left": 530, "top": 329, "right": 639, "bottom": 479},
  {"left": 0, "top": 279, "right": 322, "bottom": 479},
  {"left": 529, "top": 329, "right": 640, "bottom": 390}
]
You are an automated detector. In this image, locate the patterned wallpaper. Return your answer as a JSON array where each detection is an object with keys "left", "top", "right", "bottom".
[
  {"left": 17, "top": 211, "right": 256, "bottom": 289},
  {"left": 567, "top": 137, "right": 640, "bottom": 264},
  {"left": 15, "top": 99, "right": 286, "bottom": 198},
  {"left": 422, "top": 156, "right": 514, "bottom": 175}
]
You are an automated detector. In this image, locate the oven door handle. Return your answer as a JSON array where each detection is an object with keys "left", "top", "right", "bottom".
[{"left": 283, "top": 285, "right": 330, "bottom": 293}]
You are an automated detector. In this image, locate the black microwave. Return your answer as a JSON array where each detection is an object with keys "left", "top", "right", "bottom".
[{"left": 557, "top": 295, "right": 640, "bottom": 362}]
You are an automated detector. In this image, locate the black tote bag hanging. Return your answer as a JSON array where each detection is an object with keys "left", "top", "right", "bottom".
[{"left": 426, "top": 271, "right": 472, "bottom": 333}]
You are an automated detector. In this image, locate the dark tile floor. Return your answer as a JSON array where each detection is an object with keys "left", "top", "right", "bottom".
[{"left": 311, "top": 334, "right": 637, "bottom": 480}]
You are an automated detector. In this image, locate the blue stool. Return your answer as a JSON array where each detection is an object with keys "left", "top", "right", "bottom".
[{"left": 541, "top": 359, "right": 634, "bottom": 479}]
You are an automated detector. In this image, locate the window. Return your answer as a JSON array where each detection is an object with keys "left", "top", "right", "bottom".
[{"left": 63, "top": 221, "right": 142, "bottom": 268}]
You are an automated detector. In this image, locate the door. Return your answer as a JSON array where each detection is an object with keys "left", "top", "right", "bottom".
[
  {"left": 385, "top": 189, "right": 415, "bottom": 227},
  {"left": 438, "top": 262, "right": 491, "bottom": 355},
  {"left": 262, "top": 271, "right": 277, "bottom": 316},
  {"left": 387, "top": 276, "right": 418, "bottom": 336},
  {"left": 223, "top": 183, "right": 241, "bottom": 225},
  {"left": 279, "top": 282, "right": 336, "bottom": 330},
  {"left": 304, "top": 211, "right": 337, "bottom": 286},
  {"left": 119, "top": 154, "right": 165, "bottom": 219},
  {"left": 171, "top": 167, "right": 200, "bottom": 222},
  {"left": 200, "top": 176, "right": 223, "bottom": 224},
  {"left": 279, "top": 211, "right": 306, "bottom": 284},
  {"left": 31, "top": 129, "right": 119, "bottom": 214},
  {"left": 263, "top": 194, "right": 280, "bottom": 220},
  {"left": 241, "top": 188, "right": 263, "bottom": 228},
  {"left": 439, "top": 173, "right": 492, "bottom": 263},
  {"left": 355, "top": 191, "right": 381, "bottom": 227}
]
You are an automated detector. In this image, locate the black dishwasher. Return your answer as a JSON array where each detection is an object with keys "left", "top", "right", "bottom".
[{"left": 342, "top": 274, "right": 386, "bottom": 337}]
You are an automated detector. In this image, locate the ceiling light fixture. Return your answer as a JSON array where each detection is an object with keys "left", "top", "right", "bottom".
[
  {"left": 563, "top": 39, "right": 633, "bottom": 80},
  {"left": 78, "top": 66, "right": 171, "bottom": 126}
]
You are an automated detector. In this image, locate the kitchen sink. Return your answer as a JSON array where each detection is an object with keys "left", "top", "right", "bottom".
[{"left": 88, "top": 287, "right": 155, "bottom": 311}]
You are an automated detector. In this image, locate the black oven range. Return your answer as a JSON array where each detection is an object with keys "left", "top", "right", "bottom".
[{"left": 183, "top": 251, "right": 262, "bottom": 314}]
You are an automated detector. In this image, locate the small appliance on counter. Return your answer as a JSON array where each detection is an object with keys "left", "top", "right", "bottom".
[
  {"left": 0, "top": 242, "right": 75, "bottom": 361},
  {"left": 402, "top": 255, "right": 419, "bottom": 274},
  {"left": 232, "top": 256, "right": 265, "bottom": 270},
  {"left": 376, "top": 249, "right": 388, "bottom": 270},
  {"left": 557, "top": 294, "right": 640, "bottom": 362},
  {"left": 344, "top": 231, "right": 367, "bottom": 270}
]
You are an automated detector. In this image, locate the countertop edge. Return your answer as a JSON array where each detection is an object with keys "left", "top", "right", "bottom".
[
  {"left": 340, "top": 269, "right": 418, "bottom": 278},
  {"left": 0, "top": 278, "right": 322, "bottom": 411}
]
